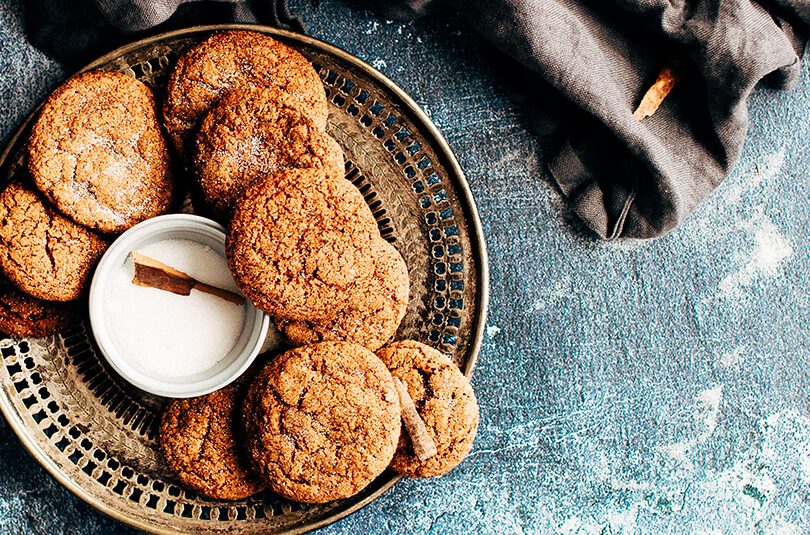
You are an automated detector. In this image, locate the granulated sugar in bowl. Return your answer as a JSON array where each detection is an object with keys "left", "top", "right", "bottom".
[{"left": 89, "top": 215, "right": 269, "bottom": 398}]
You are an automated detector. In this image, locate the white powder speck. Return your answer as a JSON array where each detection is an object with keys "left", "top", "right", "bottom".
[
  {"left": 718, "top": 346, "right": 744, "bottom": 367},
  {"left": 529, "top": 275, "right": 573, "bottom": 313},
  {"left": 486, "top": 325, "right": 502, "bottom": 338},
  {"left": 718, "top": 216, "right": 792, "bottom": 298},
  {"left": 372, "top": 58, "right": 388, "bottom": 70},
  {"left": 560, "top": 515, "right": 601, "bottom": 535},
  {"left": 699, "top": 385, "right": 724, "bottom": 432},
  {"left": 658, "top": 385, "right": 723, "bottom": 468},
  {"left": 105, "top": 239, "right": 245, "bottom": 379},
  {"left": 607, "top": 504, "right": 639, "bottom": 532},
  {"left": 751, "top": 146, "right": 786, "bottom": 188},
  {"left": 750, "top": 224, "right": 793, "bottom": 275},
  {"left": 764, "top": 519, "right": 802, "bottom": 535}
]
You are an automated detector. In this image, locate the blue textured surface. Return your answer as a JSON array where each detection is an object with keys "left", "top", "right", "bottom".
[{"left": 1, "top": 1, "right": 809, "bottom": 533}]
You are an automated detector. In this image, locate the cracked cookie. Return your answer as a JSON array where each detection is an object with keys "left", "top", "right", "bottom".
[
  {"left": 159, "top": 382, "right": 265, "bottom": 500},
  {"left": 194, "top": 85, "right": 344, "bottom": 216},
  {"left": 0, "top": 279, "right": 77, "bottom": 338},
  {"left": 274, "top": 237, "right": 409, "bottom": 350},
  {"left": 243, "top": 342, "right": 400, "bottom": 503},
  {"left": 163, "top": 30, "right": 328, "bottom": 157},
  {"left": 28, "top": 71, "right": 174, "bottom": 234},
  {"left": 0, "top": 183, "right": 107, "bottom": 302},
  {"left": 376, "top": 340, "right": 478, "bottom": 478},
  {"left": 227, "top": 168, "right": 409, "bottom": 351}
]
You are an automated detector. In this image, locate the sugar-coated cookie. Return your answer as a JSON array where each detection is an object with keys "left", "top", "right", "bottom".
[
  {"left": 163, "top": 30, "right": 328, "bottom": 157},
  {"left": 159, "top": 383, "right": 265, "bottom": 501},
  {"left": 0, "top": 183, "right": 107, "bottom": 302},
  {"left": 376, "top": 340, "right": 478, "bottom": 478},
  {"left": 28, "top": 71, "right": 174, "bottom": 233},
  {"left": 242, "top": 342, "right": 400, "bottom": 503},
  {"left": 194, "top": 85, "right": 343, "bottom": 215}
]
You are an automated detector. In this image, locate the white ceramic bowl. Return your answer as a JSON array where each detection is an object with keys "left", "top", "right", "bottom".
[{"left": 89, "top": 214, "right": 269, "bottom": 398}]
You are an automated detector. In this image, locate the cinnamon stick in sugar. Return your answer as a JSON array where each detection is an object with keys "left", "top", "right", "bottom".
[{"left": 131, "top": 252, "right": 243, "bottom": 305}]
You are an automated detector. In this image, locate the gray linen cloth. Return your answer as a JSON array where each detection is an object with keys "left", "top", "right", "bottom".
[{"left": 384, "top": 0, "right": 809, "bottom": 238}]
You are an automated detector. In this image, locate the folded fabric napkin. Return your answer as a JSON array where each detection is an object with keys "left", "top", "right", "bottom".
[
  {"left": 25, "top": 0, "right": 808, "bottom": 239},
  {"left": 385, "top": 0, "right": 809, "bottom": 239}
]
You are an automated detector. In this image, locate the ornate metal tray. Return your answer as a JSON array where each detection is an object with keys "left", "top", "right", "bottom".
[{"left": 0, "top": 25, "right": 488, "bottom": 534}]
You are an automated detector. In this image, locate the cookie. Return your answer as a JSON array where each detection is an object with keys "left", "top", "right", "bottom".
[
  {"left": 163, "top": 30, "right": 328, "bottom": 157},
  {"left": 0, "top": 280, "right": 77, "bottom": 338},
  {"left": 376, "top": 340, "right": 478, "bottom": 478},
  {"left": 227, "top": 168, "right": 409, "bottom": 350},
  {"left": 194, "top": 85, "right": 344, "bottom": 215},
  {"left": 325, "top": 135, "right": 346, "bottom": 179},
  {"left": 274, "top": 238, "right": 409, "bottom": 350},
  {"left": 243, "top": 342, "right": 400, "bottom": 503},
  {"left": 159, "top": 383, "right": 265, "bottom": 501},
  {"left": 28, "top": 71, "right": 174, "bottom": 233},
  {"left": 0, "top": 183, "right": 107, "bottom": 302}
]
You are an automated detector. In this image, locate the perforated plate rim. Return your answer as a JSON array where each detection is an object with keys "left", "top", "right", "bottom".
[{"left": 0, "top": 24, "right": 489, "bottom": 534}]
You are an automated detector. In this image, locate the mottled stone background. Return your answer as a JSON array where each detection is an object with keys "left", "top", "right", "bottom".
[{"left": 0, "top": 0, "right": 808, "bottom": 533}]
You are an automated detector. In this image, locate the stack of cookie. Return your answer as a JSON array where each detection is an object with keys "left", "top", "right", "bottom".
[
  {"left": 161, "top": 30, "right": 343, "bottom": 218},
  {"left": 227, "top": 168, "right": 410, "bottom": 350},
  {"left": 155, "top": 31, "right": 479, "bottom": 504},
  {"left": 0, "top": 71, "right": 175, "bottom": 337},
  {"left": 0, "top": 27, "right": 481, "bottom": 506},
  {"left": 159, "top": 30, "right": 408, "bottom": 350},
  {"left": 160, "top": 340, "right": 479, "bottom": 503}
]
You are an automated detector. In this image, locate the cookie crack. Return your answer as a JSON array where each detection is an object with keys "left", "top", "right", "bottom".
[
  {"left": 42, "top": 232, "right": 57, "bottom": 274},
  {"left": 413, "top": 367, "right": 435, "bottom": 413},
  {"left": 194, "top": 412, "right": 216, "bottom": 466}
]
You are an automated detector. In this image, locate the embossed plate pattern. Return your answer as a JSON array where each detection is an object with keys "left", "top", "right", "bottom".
[{"left": 0, "top": 25, "right": 489, "bottom": 534}]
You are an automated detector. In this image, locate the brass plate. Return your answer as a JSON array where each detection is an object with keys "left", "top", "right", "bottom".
[{"left": 0, "top": 24, "right": 489, "bottom": 534}]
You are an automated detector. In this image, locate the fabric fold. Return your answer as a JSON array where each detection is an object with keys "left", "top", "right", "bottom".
[{"left": 381, "top": 0, "right": 808, "bottom": 239}]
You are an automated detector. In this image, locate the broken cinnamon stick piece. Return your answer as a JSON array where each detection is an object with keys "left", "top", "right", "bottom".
[
  {"left": 633, "top": 64, "right": 679, "bottom": 121},
  {"left": 393, "top": 377, "right": 438, "bottom": 461},
  {"left": 131, "top": 252, "right": 244, "bottom": 305}
]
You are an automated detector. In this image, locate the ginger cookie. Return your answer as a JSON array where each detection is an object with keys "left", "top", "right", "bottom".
[
  {"left": 0, "top": 183, "right": 107, "bottom": 302},
  {"left": 376, "top": 340, "right": 478, "bottom": 478},
  {"left": 274, "top": 238, "right": 409, "bottom": 351},
  {"left": 226, "top": 168, "right": 409, "bottom": 350},
  {"left": 163, "top": 30, "right": 328, "bottom": 157},
  {"left": 159, "top": 383, "right": 265, "bottom": 501},
  {"left": 194, "top": 85, "right": 344, "bottom": 215},
  {"left": 28, "top": 71, "right": 174, "bottom": 233},
  {"left": 325, "top": 135, "right": 346, "bottom": 179},
  {"left": 0, "top": 280, "right": 77, "bottom": 338},
  {"left": 242, "top": 342, "right": 400, "bottom": 503}
]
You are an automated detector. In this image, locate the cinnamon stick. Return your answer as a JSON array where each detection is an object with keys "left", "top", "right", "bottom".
[
  {"left": 633, "top": 64, "right": 679, "bottom": 121},
  {"left": 393, "top": 377, "right": 438, "bottom": 461},
  {"left": 131, "top": 252, "right": 243, "bottom": 305}
]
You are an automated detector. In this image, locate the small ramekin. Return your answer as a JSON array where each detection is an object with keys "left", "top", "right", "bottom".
[{"left": 89, "top": 214, "right": 269, "bottom": 398}]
